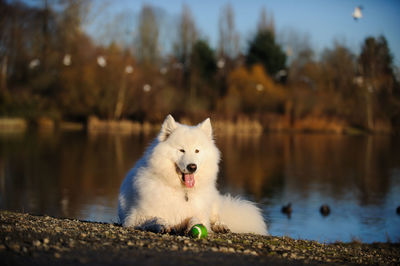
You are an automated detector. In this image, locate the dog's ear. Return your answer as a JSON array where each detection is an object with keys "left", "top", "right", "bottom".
[
  {"left": 198, "top": 118, "right": 213, "bottom": 139},
  {"left": 158, "top": 114, "right": 177, "bottom": 141}
]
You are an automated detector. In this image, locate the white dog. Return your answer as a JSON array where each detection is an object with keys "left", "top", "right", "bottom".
[{"left": 118, "top": 115, "right": 267, "bottom": 235}]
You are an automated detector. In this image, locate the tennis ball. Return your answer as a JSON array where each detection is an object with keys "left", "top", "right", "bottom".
[{"left": 189, "top": 224, "right": 208, "bottom": 239}]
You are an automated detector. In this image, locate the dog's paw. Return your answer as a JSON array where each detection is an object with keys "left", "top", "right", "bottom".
[
  {"left": 211, "top": 221, "right": 230, "bottom": 233},
  {"left": 138, "top": 218, "right": 171, "bottom": 234}
]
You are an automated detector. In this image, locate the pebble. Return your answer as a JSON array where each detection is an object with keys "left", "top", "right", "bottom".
[
  {"left": 10, "top": 243, "right": 20, "bottom": 252},
  {"left": 243, "top": 249, "right": 252, "bottom": 254},
  {"left": 1, "top": 210, "right": 398, "bottom": 265},
  {"left": 211, "top": 247, "right": 219, "bottom": 252},
  {"left": 201, "top": 239, "right": 208, "bottom": 244},
  {"left": 219, "top": 247, "right": 228, "bottom": 252}
]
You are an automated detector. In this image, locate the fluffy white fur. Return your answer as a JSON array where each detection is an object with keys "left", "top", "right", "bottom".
[{"left": 118, "top": 115, "right": 268, "bottom": 235}]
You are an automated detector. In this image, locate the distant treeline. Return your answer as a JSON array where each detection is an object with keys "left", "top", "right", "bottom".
[{"left": 0, "top": 0, "right": 399, "bottom": 133}]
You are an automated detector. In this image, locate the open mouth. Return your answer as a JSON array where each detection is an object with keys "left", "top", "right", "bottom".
[{"left": 176, "top": 166, "right": 195, "bottom": 188}]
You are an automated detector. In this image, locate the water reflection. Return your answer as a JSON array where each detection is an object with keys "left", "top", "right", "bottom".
[
  {"left": 0, "top": 131, "right": 153, "bottom": 223},
  {"left": 0, "top": 132, "right": 399, "bottom": 242},
  {"left": 217, "top": 135, "right": 396, "bottom": 206},
  {"left": 217, "top": 134, "right": 400, "bottom": 242}
]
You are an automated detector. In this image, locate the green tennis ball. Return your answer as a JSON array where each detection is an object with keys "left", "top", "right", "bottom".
[{"left": 189, "top": 224, "right": 208, "bottom": 239}]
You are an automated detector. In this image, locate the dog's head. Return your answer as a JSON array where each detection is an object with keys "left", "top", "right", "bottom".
[{"left": 150, "top": 115, "right": 220, "bottom": 189}]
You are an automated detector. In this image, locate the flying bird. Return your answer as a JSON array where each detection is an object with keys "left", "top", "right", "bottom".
[{"left": 352, "top": 6, "right": 363, "bottom": 20}]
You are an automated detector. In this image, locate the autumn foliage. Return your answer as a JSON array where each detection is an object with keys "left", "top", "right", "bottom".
[
  {"left": 218, "top": 64, "right": 286, "bottom": 116},
  {"left": 0, "top": 1, "right": 399, "bottom": 133}
]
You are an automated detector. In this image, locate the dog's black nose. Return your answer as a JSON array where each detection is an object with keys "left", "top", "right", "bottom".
[{"left": 186, "top": 163, "right": 197, "bottom": 173}]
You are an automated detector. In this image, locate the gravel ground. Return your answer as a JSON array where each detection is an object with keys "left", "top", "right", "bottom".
[{"left": 1, "top": 210, "right": 399, "bottom": 265}]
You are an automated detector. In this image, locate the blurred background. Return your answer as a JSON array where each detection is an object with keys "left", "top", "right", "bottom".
[
  {"left": 0, "top": 0, "right": 399, "bottom": 131},
  {"left": 0, "top": 0, "right": 400, "bottom": 243}
]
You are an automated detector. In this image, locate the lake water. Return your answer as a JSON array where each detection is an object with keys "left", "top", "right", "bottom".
[{"left": 1, "top": 130, "right": 399, "bottom": 243}]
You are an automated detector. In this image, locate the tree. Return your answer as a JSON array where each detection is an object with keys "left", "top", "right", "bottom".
[
  {"left": 58, "top": 0, "right": 90, "bottom": 50},
  {"left": 190, "top": 40, "right": 217, "bottom": 107},
  {"left": 218, "top": 3, "right": 239, "bottom": 59},
  {"left": 359, "top": 36, "right": 395, "bottom": 94},
  {"left": 320, "top": 43, "right": 357, "bottom": 96},
  {"left": 246, "top": 30, "right": 286, "bottom": 76},
  {"left": 0, "top": 0, "right": 10, "bottom": 94},
  {"left": 358, "top": 35, "right": 398, "bottom": 130},
  {"left": 57, "top": 34, "right": 98, "bottom": 119},
  {"left": 0, "top": 0, "right": 60, "bottom": 115},
  {"left": 220, "top": 64, "right": 287, "bottom": 115},
  {"left": 318, "top": 44, "right": 360, "bottom": 121},
  {"left": 191, "top": 40, "right": 216, "bottom": 81},
  {"left": 173, "top": 4, "right": 197, "bottom": 95},
  {"left": 136, "top": 5, "right": 159, "bottom": 67},
  {"left": 174, "top": 4, "right": 197, "bottom": 68},
  {"left": 278, "top": 28, "right": 313, "bottom": 66},
  {"left": 257, "top": 7, "right": 275, "bottom": 35}
]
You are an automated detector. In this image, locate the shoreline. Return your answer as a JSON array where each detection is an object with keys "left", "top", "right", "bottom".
[
  {"left": 1, "top": 211, "right": 399, "bottom": 265},
  {"left": 0, "top": 116, "right": 392, "bottom": 136}
]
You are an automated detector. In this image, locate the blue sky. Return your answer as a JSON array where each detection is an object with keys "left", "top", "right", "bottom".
[{"left": 89, "top": 0, "right": 400, "bottom": 66}]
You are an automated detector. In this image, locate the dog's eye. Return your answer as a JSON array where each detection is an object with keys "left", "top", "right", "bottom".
[
  {"left": 195, "top": 149, "right": 199, "bottom": 153},
  {"left": 179, "top": 149, "right": 185, "bottom": 153}
]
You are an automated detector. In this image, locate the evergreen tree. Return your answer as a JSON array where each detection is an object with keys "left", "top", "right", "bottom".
[
  {"left": 246, "top": 30, "right": 286, "bottom": 76},
  {"left": 191, "top": 40, "right": 216, "bottom": 81},
  {"left": 359, "top": 35, "right": 395, "bottom": 94},
  {"left": 189, "top": 40, "right": 217, "bottom": 108}
]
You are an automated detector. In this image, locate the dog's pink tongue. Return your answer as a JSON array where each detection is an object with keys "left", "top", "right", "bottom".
[{"left": 184, "top": 174, "right": 195, "bottom": 188}]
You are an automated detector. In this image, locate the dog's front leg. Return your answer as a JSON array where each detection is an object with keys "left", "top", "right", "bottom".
[
  {"left": 210, "top": 220, "right": 230, "bottom": 233},
  {"left": 210, "top": 205, "right": 230, "bottom": 233}
]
